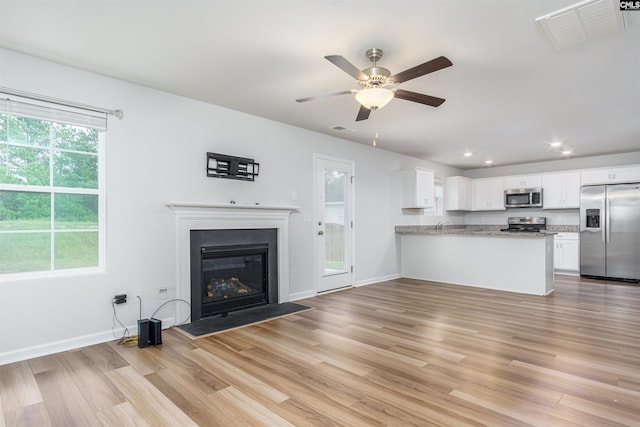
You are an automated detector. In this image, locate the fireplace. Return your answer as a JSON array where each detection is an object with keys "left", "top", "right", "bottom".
[
  {"left": 167, "top": 202, "right": 295, "bottom": 327},
  {"left": 190, "top": 228, "right": 278, "bottom": 321}
]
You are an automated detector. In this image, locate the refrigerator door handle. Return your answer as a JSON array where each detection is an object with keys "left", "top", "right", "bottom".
[
  {"left": 602, "top": 197, "right": 607, "bottom": 243},
  {"left": 606, "top": 196, "right": 611, "bottom": 243}
]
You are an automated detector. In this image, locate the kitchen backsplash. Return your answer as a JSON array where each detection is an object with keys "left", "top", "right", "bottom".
[{"left": 463, "top": 208, "right": 579, "bottom": 226}]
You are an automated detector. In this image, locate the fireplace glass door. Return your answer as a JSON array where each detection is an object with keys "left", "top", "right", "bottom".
[{"left": 200, "top": 245, "right": 268, "bottom": 317}]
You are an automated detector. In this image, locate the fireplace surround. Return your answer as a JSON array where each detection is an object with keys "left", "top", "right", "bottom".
[{"left": 167, "top": 203, "right": 297, "bottom": 326}]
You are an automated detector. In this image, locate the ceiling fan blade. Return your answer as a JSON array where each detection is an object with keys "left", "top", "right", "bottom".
[
  {"left": 325, "top": 55, "right": 368, "bottom": 81},
  {"left": 355, "top": 105, "right": 371, "bottom": 121},
  {"left": 390, "top": 56, "right": 452, "bottom": 84},
  {"left": 296, "top": 90, "right": 355, "bottom": 103},
  {"left": 394, "top": 89, "right": 446, "bottom": 107}
]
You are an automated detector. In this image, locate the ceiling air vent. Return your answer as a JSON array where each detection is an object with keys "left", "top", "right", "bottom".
[
  {"left": 331, "top": 125, "right": 353, "bottom": 132},
  {"left": 535, "top": 0, "right": 625, "bottom": 50}
]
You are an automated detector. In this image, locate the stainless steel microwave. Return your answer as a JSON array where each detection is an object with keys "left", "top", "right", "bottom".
[{"left": 505, "top": 188, "right": 543, "bottom": 208}]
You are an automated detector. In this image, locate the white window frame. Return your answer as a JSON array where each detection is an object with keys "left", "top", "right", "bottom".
[
  {"left": 0, "top": 95, "right": 107, "bottom": 280},
  {"left": 423, "top": 177, "right": 444, "bottom": 217}
]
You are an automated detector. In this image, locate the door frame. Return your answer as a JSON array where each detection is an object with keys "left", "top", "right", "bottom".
[{"left": 313, "top": 153, "right": 355, "bottom": 294}]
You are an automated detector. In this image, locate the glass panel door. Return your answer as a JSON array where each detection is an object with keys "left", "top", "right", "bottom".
[
  {"left": 315, "top": 156, "right": 353, "bottom": 293},
  {"left": 323, "top": 168, "right": 347, "bottom": 274}
]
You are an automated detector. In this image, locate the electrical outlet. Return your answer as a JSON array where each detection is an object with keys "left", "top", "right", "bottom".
[
  {"left": 113, "top": 293, "right": 127, "bottom": 304},
  {"left": 132, "top": 288, "right": 142, "bottom": 303},
  {"left": 158, "top": 287, "right": 169, "bottom": 300}
]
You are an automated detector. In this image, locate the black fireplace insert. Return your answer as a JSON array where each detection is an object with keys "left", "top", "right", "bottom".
[
  {"left": 190, "top": 228, "right": 278, "bottom": 321},
  {"left": 200, "top": 244, "right": 267, "bottom": 316}
]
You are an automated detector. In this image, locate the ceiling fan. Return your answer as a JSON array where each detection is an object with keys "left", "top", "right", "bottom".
[{"left": 296, "top": 48, "right": 452, "bottom": 121}]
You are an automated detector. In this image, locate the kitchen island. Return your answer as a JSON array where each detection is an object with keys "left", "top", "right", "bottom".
[{"left": 396, "top": 226, "right": 555, "bottom": 295}]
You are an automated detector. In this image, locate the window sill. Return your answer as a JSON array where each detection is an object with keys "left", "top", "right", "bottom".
[{"left": 0, "top": 266, "right": 105, "bottom": 283}]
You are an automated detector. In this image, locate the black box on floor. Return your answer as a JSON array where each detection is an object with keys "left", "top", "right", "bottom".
[
  {"left": 149, "top": 318, "right": 162, "bottom": 345},
  {"left": 137, "top": 319, "right": 150, "bottom": 348}
]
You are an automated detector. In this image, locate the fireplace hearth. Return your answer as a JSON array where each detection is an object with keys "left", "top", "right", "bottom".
[{"left": 190, "top": 228, "right": 278, "bottom": 321}]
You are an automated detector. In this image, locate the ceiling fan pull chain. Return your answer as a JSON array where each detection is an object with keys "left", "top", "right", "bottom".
[{"left": 373, "top": 113, "right": 379, "bottom": 147}]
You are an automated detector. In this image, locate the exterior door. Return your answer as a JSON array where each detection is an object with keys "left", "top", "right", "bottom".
[{"left": 315, "top": 155, "right": 354, "bottom": 293}]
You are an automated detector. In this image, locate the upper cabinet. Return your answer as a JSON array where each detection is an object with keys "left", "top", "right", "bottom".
[
  {"left": 581, "top": 165, "right": 640, "bottom": 185},
  {"left": 403, "top": 168, "right": 434, "bottom": 208},
  {"left": 445, "top": 176, "right": 472, "bottom": 211},
  {"left": 472, "top": 177, "right": 505, "bottom": 211},
  {"left": 503, "top": 174, "right": 542, "bottom": 189},
  {"left": 542, "top": 171, "right": 580, "bottom": 209},
  {"left": 440, "top": 165, "right": 638, "bottom": 215}
]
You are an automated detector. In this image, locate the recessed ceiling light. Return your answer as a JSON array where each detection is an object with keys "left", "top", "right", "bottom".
[
  {"left": 484, "top": 160, "right": 493, "bottom": 165},
  {"left": 463, "top": 152, "right": 473, "bottom": 157},
  {"left": 561, "top": 150, "right": 572, "bottom": 155},
  {"left": 549, "top": 141, "right": 562, "bottom": 148}
]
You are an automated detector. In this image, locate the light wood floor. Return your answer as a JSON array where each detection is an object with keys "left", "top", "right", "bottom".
[{"left": 1, "top": 275, "right": 640, "bottom": 426}]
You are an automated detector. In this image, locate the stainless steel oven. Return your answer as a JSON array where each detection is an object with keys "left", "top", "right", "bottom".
[{"left": 505, "top": 187, "right": 543, "bottom": 208}]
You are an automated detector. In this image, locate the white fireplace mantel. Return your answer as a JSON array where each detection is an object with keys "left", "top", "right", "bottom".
[{"left": 167, "top": 202, "right": 298, "bottom": 325}]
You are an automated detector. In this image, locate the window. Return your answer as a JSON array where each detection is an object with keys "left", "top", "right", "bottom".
[
  {"left": 423, "top": 178, "right": 444, "bottom": 216},
  {"left": 0, "top": 96, "right": 106, "bottom": 275}
]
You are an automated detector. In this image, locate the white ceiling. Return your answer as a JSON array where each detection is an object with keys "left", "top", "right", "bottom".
[{"left": 1, "top": 0, "right": 639, "bottom": 170}]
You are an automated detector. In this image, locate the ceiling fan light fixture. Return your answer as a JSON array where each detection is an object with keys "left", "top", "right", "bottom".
[{"left": 355, "top": 87, "right": 394, "bottom": 110}]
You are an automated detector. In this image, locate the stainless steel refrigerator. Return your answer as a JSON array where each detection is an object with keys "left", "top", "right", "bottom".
[{"left": 580, "top": 183, "right": 640, "bottom": 282}]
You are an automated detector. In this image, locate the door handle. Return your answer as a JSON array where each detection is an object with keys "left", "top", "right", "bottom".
[
  {"left": 602, "top": 197, "right": 606, "bottom": 243},
  {"left": 318, "top": 231, "right": 324, "bottom": 235},
  {"left": 606, "top": 196, "right": 610, "bottom": 243}
]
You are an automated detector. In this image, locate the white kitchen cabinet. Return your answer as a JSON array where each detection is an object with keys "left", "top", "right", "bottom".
[
  {"left": 472, "top": 177, "right": 505, "bottom": 211},
  {"left": 403, "top": 168, "right": 434, "bottom": 208},
  {"left": 554, "top": 232, "right": 579, "bottom": 273},
  {"left": 542, "top": 171, "right": 580, "bottom": 209},
  {"left": 445, "top": 176, "right": 472, "bottom": 211},
  {"left": 503, "top": 175, "right": 542, "bottom": 189},
  {"left": 581, "top": 165, "right": 640, "bottom": 185}
]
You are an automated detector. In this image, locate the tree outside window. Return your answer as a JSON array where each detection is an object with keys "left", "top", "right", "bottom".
[{"left": 0, "top": 104, "right": 104, "bottom": 275}]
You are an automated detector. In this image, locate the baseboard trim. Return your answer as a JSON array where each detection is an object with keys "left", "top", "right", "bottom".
[
  {"left": 0, "top": 316, "right": 174, "bottom": 365},
  {"left": 289, "top": 290, "right": 316, "bottom": 301},
  {"left": 355, "top": 273, "right": 402, "bottom": 287},
  {"left": 554, "top": 270, "right": 580, "bottom": 277}
]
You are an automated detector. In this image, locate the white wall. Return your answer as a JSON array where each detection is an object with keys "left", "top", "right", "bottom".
[{"left": 0, "top": 48, "right": 460, "bottom": 363}]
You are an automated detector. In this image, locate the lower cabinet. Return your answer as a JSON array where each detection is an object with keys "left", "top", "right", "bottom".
[{"left": 554, "top": 232, "right": 579, "bottom": 274}]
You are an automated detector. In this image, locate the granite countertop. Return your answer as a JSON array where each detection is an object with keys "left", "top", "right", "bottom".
[{"left": 395, "top": 224, "right": 578, "bottom": 237}]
